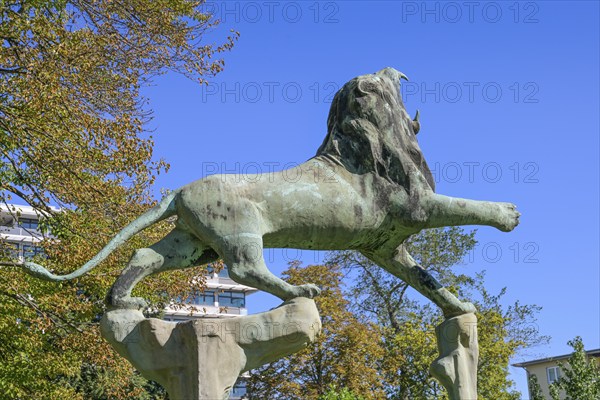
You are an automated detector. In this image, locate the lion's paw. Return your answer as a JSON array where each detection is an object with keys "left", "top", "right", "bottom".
[
  {"left": 295, "top": 283, "right": 322, "bottom": 299},
  {"left": 443, "top": 301, "right": 477, "bottom": 318},
  {"left": 496, "top": 202, "right": 520, "bottom": 232},
  {"left": 109, "top": 296, "right": 148, "bottom": 310}
]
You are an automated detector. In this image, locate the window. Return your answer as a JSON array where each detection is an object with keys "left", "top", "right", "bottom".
[
  {"left": 191, "top": 290, "right": 215, "bottom": 306},
  {"left": 206, "top": 265, "right": 230, "bottom": 278},
  {"left": 19, "top": 218, "right": 39, "bottom": 230},
  {"left": 22, "top": 244, "right": 45, "bottom": 259},
  {"left": 218, "top": 291, "right": 245, "bottom": 308},
  {"left": 547, "top": 366, "right": 561, "bottom": 384},
  {"left": 231, "top": 380, "right": 247, "bottom": 397}
]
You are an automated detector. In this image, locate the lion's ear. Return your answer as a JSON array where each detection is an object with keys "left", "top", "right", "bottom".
[{"left": 412, "top": 110, "right": 420, "bottom": 135}]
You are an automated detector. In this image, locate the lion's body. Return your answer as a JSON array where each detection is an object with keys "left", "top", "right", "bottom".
[
  {"left": 175, "top": 156, "right": 415, "bottom": 253},
  {"left": 20, "top": 68, "right": 519, "bottom": 317}
]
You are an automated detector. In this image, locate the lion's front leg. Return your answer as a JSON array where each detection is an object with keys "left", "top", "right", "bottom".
[{"left": 422, "top": 194, "right": 520, "bottom": 232}]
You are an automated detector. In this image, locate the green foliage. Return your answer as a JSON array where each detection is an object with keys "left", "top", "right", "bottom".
[
  {"left": 0, "top": 0, "right": 238, "bottom": 214},
  {"left": 549, "top": 336, "right": 600, "bottom": 400},
  {"left": 328, "top": 227, "right": 547, "bottom": 399},
  {"left": 528, "top": 373, "right": 545, "bottom": 400},
  {"left": 249, "top": 228, "right": 548, "bottom": 399},
  {"left": 248, "top": 262, "right": 385, "bottom": 400},
  {"left": 468, "top": 276, "right": 531, "bottom": 400},
  {"left": 250, "top": 228, "right": 548, "bottom": 399},
  {"left": 318, "top": 385, "right": 365, "bottom": 400},
  {"left": 0, "top": 1, "right": 236, "bottom": 397},
  {"left": 549, "top": 383, "right": 561, "bottom": 400},
  {"left": 60, "top": 363, "right": 168, "bottom": 400}
]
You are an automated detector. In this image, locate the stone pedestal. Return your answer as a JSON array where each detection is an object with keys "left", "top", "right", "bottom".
[
  {"left": 100, "top": 297, "right": 321, "bottom": 400},
  {"left": 430, "top": 313, "right": 478, "bottom": 400}
]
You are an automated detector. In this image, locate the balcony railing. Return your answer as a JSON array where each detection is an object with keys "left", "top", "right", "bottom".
[{"left": 163, "top": 303, "right": 248, "bottom": 318}]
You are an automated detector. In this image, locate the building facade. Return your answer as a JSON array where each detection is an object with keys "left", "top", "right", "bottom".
[
  {"left": 513, "top": 348, "right": 600, "bottom": 399},
  {"left": 1, "top": 204, "right": 255, "bottom": 399},
  {"left": 0, "top": 204, "right": 54, "bottom": 261}
]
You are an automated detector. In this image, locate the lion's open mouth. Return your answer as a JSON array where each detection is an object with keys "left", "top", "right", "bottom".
[
  {"left": 372, "top": 68, "right": 435, "bottom": 191},
  {"left": 373, "top": 68, "right": 421, "bottom": 135}
]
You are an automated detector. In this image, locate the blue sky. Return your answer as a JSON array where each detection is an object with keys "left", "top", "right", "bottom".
[{"left": 143, "top": 1, "right": 599, "bottom": 396}]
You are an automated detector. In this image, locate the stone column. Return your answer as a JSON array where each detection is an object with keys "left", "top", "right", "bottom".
[
  {"left": 100, "top": 297, "right": 321, "bottom": 400},
  {"left": 430, "top": 313, "right": 479, "bottom": 400}
]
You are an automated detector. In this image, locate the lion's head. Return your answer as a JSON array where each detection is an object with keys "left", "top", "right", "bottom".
[{"left": 316, "top": 67, "right": 435, "bottom": 191}]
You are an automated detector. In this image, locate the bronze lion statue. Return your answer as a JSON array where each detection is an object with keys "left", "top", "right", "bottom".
[{"left": 18, "top": 68, "right": 519, "bottom": 318}]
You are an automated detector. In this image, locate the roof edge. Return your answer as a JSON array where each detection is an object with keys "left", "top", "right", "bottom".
[{"left": 513, "top": 349, "right": 600, "bottom": 368}]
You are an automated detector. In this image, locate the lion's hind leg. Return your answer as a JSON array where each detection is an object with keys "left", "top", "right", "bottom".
[
  {"left": 218, "top": 233, "right": 321, "bottom": 301},
  {"left": 107, "top": 228, "right": 219, "bottom": 309},
  {"left": 364, "top": 245, "right": 475, "bottom": 318}
]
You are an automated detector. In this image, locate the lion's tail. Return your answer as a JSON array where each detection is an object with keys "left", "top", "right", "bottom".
[{"left": 20, "top": 190, "right": 180, "bottom": 282}]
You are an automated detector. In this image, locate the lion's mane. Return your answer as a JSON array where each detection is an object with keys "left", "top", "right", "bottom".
[{"left": 316, "top": 68, "right": 435, "bottom": 191}]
